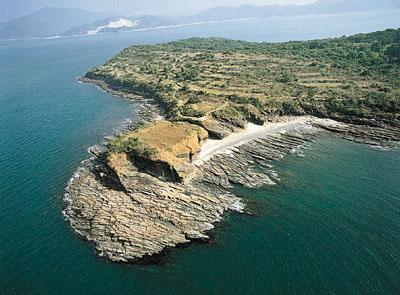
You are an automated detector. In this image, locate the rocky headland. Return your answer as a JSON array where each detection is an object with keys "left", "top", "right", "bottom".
[
  {"left": 64, "top": 111, "right": 399, "bottom": 262},
  {"left": 64, "top": 33, "right": 400, "bottom": 263}
]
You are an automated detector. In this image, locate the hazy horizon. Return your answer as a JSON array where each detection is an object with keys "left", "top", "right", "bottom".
[{"left": 1, "top": 0, "right": 317, "bottom": 22}]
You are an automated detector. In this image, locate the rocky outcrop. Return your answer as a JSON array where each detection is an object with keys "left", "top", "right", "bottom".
[
  {"left": 64, "top": 116, "right": 400, "bottom": 263},
  {"left": 313, "top": 120, "right": 400, "bottom": 148},
  {"left": 199, "top": 119, "right": 239, "bottom": 139},
  {"left": 70, "top": 47, "right": 400, "bottom": 263},
  {"left": 64, "top": 154, "right": 242, "bottom": 263},
  {"left": 197, "top": 127, "right": 320, "bottom": 189},
  {"left": 110, "top": 120, "right": 208, "bottom": 181}
]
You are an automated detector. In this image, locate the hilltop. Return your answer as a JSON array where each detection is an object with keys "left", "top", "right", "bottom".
[{"left": 86, "top": 29, "right": 400, "bottom": 136}]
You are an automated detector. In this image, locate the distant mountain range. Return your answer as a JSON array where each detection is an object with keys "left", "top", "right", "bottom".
[
  {"left": 187, "top": 0, "right": 400, "bottom": 22},
  {"left": 1, "top": 0, "right": 399, "bottom": 40},
  {"left": 62, "top": 15, "right": 175, "bottom": 37},
  {"left": 0, "top": 8, "right": 109, "bottom": 39}
]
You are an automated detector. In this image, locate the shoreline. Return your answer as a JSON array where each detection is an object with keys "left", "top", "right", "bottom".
[
  {"left": 64, "top": 75, "right": 400, "bottom": 263},
  {"left": 194, "top": 116, "right": 329, "bottom": 165},
  {"left": 3, "top": 9, "right": 400, "bottom": 43},
  {"left": 79, "top": 76, "right": 165, "bottom": 122}
]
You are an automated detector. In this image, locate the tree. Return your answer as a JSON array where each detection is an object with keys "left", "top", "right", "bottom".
[{"left": 385, "top": 44, "right": 400, "bottom": 62}]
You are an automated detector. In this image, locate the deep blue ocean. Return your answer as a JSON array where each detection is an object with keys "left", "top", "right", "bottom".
[{"left": 1, "top": 11, "right": 400, "bottom": 294}]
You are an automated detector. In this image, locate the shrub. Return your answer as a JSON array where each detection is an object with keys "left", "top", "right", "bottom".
[
  {"left": 281, "top": 100, "right": 304, "bottom": 115},
  {"left": 228, "top": 94, "right": 248, "bottom": 104},
  {"left": 385, "top": 44, "right": 400, "bottom": 62},
  {"left": 188, "top": 95, "right": 201, "bottom": 104},
  {"left": 276, "top": 71, "right": 294, "bottom": 83},
  {"left": 110, "top": 137, "right": 157, "bottom": 158},
  {"left": 180, "top": 105, "right": 205, "bottom": 117},
  {"left": 212, "top": 105, "right": 245, "bottom": 126}
]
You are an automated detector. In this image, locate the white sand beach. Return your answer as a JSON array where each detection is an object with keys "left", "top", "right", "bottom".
[{"left": 193, "top": 116, "right": 339, "bottom": 165}]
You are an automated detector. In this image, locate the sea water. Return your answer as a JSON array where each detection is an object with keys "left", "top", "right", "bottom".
[{"left": 1, "top": 11, "right": 400, "bottom": 294}]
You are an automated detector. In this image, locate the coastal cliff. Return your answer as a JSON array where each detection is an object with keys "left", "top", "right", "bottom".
[
  {"left": 64, "top": 116, "right": 399, "bottom": 262},
  {"left": 64, "top": 30, "right": 400, "bottom": 262}
]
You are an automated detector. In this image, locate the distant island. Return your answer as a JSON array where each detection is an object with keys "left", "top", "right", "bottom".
[
  {"left": 2, "top": 0, "right": 400, "bottom": 40},
  {"left": 64, "top": 29, "right": 400, "bottom": 263}
]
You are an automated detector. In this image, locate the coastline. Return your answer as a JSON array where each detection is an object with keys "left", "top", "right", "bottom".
[
  {"left": 64, "top": 73, "right": 400, "bottom": 263},
  {"left": 3, "top": 9, "right": 400, "bottom": 43},
  {"left": 194, "top": 116, "right": 333, "bottom": 165},
  {"left": 63, "top": 112, "right": 321, "bottom": 262},
  {"left": 79, "top": 76, "right": 165, "bottom": 122},
  {"left": 0, "top": 18, "right": 253, "bottom": 42}
]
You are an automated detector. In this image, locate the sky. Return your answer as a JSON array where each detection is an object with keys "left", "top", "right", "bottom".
[
  {"left": 95, "top": 0, "right": 317, "bottom": 15},
  {"left": 1, "top": 0, "right": 318, "bottom": 22},
  {"left": 87, "top": 0, "right": 318, "bottom": 13}
]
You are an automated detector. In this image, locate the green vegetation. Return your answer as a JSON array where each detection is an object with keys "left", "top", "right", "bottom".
[
  {"left": 86, "top": 29, "right": 400, "bottom": 124},
  {"left": 110, "top": 136, "right": 157, "bottom": 158}
]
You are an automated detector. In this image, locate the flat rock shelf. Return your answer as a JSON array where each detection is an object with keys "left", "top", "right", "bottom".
[{"left": 63, "top": 116, "right": 400, "bottom": 262}]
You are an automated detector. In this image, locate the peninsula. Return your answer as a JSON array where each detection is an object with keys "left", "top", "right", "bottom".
[{"left": 64, "top": 29, "right": 400, "bottom": 262}]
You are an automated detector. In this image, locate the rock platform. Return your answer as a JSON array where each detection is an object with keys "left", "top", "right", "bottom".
[{"left": 64, "top": 117, "right": 400, "bottom": 262}]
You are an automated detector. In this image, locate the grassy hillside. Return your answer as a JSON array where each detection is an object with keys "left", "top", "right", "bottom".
[{"left": 86, "top": 29, "right": 400, "bottom": 127}]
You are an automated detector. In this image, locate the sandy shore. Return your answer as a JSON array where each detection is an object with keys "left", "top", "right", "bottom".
[{"left": 194, "top": 116, "right": 339, "bottom": 165}]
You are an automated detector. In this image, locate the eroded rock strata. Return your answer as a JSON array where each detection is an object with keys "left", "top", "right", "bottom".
[
  {"left": 197, "top": 128, "right": 320, "bottom": 189},
  {"left": 64, "top": 115, "right": 400, "bottom": 262},
  {"left": 64, "top": 31, "right": 400, "bottom": 263},
  {"left": 64, "top": 152, "right": 243, "bottom": 262},
  {"left": 313, "top": 121, "right": 400, "bottom": 148}
]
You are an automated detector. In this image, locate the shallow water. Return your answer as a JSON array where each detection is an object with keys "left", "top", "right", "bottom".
[{"left": 1, "top": 12, "right": 400, "bottom": 294}]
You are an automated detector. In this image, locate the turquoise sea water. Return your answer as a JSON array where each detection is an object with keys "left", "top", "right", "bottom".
[{"left": 1, "top": 12, "right": 400, "bottom": 294}]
